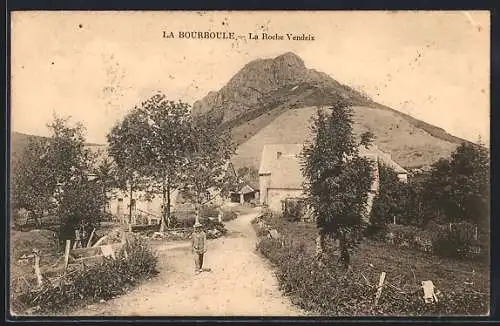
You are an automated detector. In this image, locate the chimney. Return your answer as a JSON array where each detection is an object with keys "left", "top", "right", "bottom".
[{"left": 277, "top": 151, "right": 282, "bottom": 160}]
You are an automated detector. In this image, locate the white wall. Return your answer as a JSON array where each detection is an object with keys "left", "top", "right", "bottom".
[
  {"left": 267, "top": 188, "right": 304, "bottom": 213},
  {"left": 259, "top": 174, "right": 271, "bottom": 205},
  {"left": 107, "top": 189, "right": 179, "bottom": 224}
]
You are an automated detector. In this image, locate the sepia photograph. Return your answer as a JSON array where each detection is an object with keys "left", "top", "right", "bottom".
[{"left": 9, "top": 10, "right": 490, "bottom": 317}]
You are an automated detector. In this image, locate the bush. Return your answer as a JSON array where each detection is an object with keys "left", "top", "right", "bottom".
[
  {"left": 170, "top": 214, "right": 195, "bottom": 228},
  {"left": 15, "top": 236, "right": 158, "bottom": 314},
  {"left": 432, "top": 223, "right": 486, "bottom": 260},
  {"left": 282, "top": 199, "right": 304, "bottom": 221},
  {"left": 201, "top": 220, "right": 228, "bottom": 239},
  {"left": 221, "top": 210, "right": 237, "bottom": 222}
]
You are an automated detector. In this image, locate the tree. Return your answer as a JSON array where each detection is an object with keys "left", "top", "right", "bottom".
[
  {"left": 93, "top": 155, "right": 124, "bottom": 214},
  {"left": 11, "top": 137, "right": 56, "bottom": 225},
  {"left": 182, "top": 114, "right": 236, "bottom": 225},
  {"left": 301, "top": 102, "right": 373, "bottom": 268},
  {"left": 360, "top": 131, "right": 375, "bottom": 148},
  {"left": 136, "top": 95, "right": 192, "bottom": 231},
  {"left": 57, "top": 175, "right": 107, "bottom": 246},
  {"left": 107, "top": 108, "right": 152, "bottom": 224},
  {"left": 45, "top": 116, "right": 106, "bottom": 242},
  {"left": 107, "top": 94, "right": 193, "bottom": 230},
  {"left": 423, "top": 142, "right": 490, "bottom": 230},
  {"left": 237, "top": 166, "right": 259, "bottom": 181},
  {"left": 11, "top": 114, "right": 107, "bottom": 240},
  {"left": 370, "top": 163, "right": 422, "bottom": 228}
]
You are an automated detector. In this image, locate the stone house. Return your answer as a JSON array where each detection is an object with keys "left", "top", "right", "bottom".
[{"left": 258, "top": 143, "right": 408, "bottom": 215}]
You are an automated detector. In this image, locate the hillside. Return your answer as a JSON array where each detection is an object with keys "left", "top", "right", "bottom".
[
  {"left": 193, "top": 52, "right": 469, "bottom": 170},
  {"left": 232, "top": 106, "right": 458, "bottom": 170}
]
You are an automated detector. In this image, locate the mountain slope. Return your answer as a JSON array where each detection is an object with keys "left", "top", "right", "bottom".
[{"left": 193, "top": 52, "right": 468, "bottom": 169}]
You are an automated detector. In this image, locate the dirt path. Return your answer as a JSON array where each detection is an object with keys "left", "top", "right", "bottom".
[{"left": 74, "top": 207, "right": 304, "bottom": 316}]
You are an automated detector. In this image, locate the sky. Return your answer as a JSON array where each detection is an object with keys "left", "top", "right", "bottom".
[{"left": 11, "top": 11, "right": 490, "bottom": 144}]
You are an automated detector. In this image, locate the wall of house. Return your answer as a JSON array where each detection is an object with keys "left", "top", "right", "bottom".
[
  {"left": 107, "top": 189, "right": 179, "bottom": 224},
  {"left": 267, "top": 188, "right": 304, "bottom": 213},
  {"left": 259, "top": 173, "right": 271, "bottom": 205}
]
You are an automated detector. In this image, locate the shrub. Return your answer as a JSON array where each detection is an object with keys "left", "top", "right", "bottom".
[
  {"left": 15, "top": 236, "right": 158, "bottom": 314},
  {"left": 201, "top": 220, "right": 228, "bottom": 239},
  {"left": 221, "top": 210, "right": 237, "bottom": 222},
  {"left": 170, "top": 214, "right": 195, "bottom": 228},
  {"left": 282, "top": 199, "right": 303, "bottom": 221}
]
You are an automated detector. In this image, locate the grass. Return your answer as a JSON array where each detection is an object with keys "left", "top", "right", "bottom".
[
  {"left": 256, "top": 215, "right": 489, "bottom": 315},
  {"left": 271, "top": 217, "right": 489, "bottom": 293}
]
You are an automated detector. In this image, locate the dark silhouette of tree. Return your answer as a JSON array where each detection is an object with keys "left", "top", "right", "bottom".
[{"left": 301, "top": 103, "right": 373, "bottom": 269}]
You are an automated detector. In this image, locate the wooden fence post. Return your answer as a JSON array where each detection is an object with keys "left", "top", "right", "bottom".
[
  {"left": 86, "top": 228, "right": 96, "bottom": 248},
  {"left": 33, "top": 249, "right": 43, "bottom": 287},
  {"left": 64, "top": 240, "right": 71, "bottom": 272},
  {"left": 374, "top": 272, "right": 386, "bottom": 306}
]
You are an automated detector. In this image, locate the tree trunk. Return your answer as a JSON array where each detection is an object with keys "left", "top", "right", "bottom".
[
  {"left": 160, "top": 176, "right": 167, "bottom": 232},
  {"left": 339, "top": 231, "right": 350, "bottom": 270},
  {"left": 166, "top": 174, "right": 171, "bottom": 228},
  {"left": 129, "top": 184, "right": 133, "bottom": 224},
  {"left": 315, "top": 228, "right": 326, "bottom": 258},
  {"left": 195, "top": 193, "right": 201, "bottom": 225}
]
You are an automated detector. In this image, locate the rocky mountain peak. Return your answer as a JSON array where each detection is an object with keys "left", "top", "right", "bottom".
[{"left": 192, "top": 52, "right": 343, "bottom": 123}]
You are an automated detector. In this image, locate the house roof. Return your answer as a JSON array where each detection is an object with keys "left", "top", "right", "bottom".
[
  {"left": 359, "top": 145, "right": 408, "bottom": 174},
  {"left": 240, "top": 184, "right": 255, "bottom": 194},
  {"left": 259, "top": 144, "right": 304, "bottom": 175},
  {"left": 259, "top": 144, "right": 305, "bottom": 190},
  {"left": 259, "top": 143, "right": 407, "bottom": 191}
]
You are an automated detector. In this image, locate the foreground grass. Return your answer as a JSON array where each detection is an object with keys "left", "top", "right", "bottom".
[{"left": 255, "top": 216, "right": 489, "bottom": 316}]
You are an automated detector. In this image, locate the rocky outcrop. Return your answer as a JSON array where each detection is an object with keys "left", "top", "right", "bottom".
[{"left": 192, "top": 52, "right": 370, "bottom": 125}]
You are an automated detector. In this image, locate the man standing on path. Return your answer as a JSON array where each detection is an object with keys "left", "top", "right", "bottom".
[{"left": 192, "top": 222, "right": 207, "bottom": 274}]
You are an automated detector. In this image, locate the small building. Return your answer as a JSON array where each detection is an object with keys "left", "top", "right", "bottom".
[
  {"left": 258, "top": 144, "right": 305, "bottom": 212},
  {"left": 230, "top": 182, "right": 260, "bottom": 204}
]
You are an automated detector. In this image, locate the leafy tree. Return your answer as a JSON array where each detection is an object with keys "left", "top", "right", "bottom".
[
  {"left": 301, "top": 102, "right": 373, "bottom": 268},
  {"left": 57, "top": 176, "right": 107, "bottom": 246},
  {"left": 45, "top": 116, "right": 106, "bottom": 241},
  {"left": 107, "top": 108, "right": 152, "bottom": 223},
  {"left": 136, "top": 95, "right": 192, "bottom": 231},
  {"left": 11, "top": 115, "right": 107, "bottom": 240},
  {"left": 360, "top": 131, "right": 375, "bottom": 148},
  {"left": 11, "top": 137, "right": 56, "bottom": 225},
  {"left": 423, "top": 142, "right": 489, "bottom": 230},
  {"left": 107, "top": 94, "right": 193, "bottom": 230},
  {"left": 93, "top": 155, "right": 124, "bottom": 214},
  {"left": 182, "top": 115, "right": 236, "bottom": 224},
  {"left": 369, "top": 163, "right": 425, "bottom": 229},
  {"left": 237, "top": 166, "right": 259, "bottom": 181},
  {"left": 370, "top": 164, "right": 402, "bottom": 229}
]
